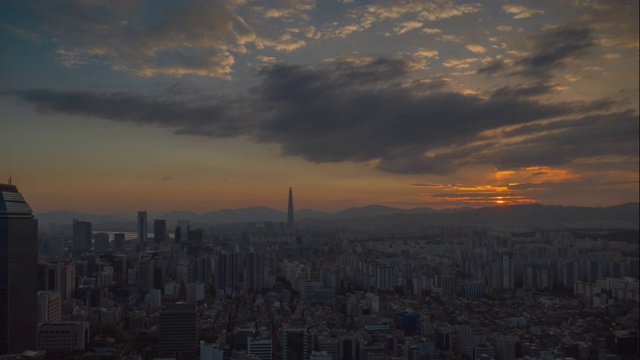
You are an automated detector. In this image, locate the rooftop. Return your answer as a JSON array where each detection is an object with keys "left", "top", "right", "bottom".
[{"left": 0, "top": 183, "right": 34, "bottom": 219}]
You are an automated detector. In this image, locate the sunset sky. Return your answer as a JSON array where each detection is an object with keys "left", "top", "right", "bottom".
[{"left": 1, "top": 0, "right": 638, "bottom": 214}]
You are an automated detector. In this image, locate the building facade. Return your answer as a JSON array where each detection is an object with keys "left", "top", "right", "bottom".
[{"left": 0, "top": 184, "right": 38, "bottom": 354}]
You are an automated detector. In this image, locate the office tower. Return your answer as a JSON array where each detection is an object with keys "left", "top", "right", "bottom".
[
  {"left": 201, "top": 341, "right": 224, "bottom": 360},
  {"left": 158, "top": 303, "right": 199, "bottom": 354},
  {"left": 283, "top": 326, "right": 308, "bottom": 360},
  {"left": 37, "top": 322, "right": 89, "bottom": 352},
  {"left": 318, "top": 337, "right": 339, "bottom": 360},
  {"left": 468, "top": 343, "right": 495, "bottom": 360},
  {"left": 174, "top": 220, "right": 190, "bottom": 243},
  {"left": 94, "top": 232, "right": 110, "bottom": 254},
  {"left": 244, "top": 250, "right": 263, "bottom": 293},
  {"left": 113, "top": 233, "right": 125, "bottom": 252},
  {"left": 216, "top": 251, "right": 239, "bottom": 295},
  {"left": 0, "top": 183, "right": 38, "bottom": 354},
  {"left": 196, "top": 256, "right": 212, "bottom": 285},
  {"left": 38, "top": 261, "right": 74, "bottom": 302},
  {"left": 249, "top": 337, "right": 273, "bottom": 360},
  {"left": 154, "top": 219, "right": 167, "bottom": 243},
  {"left": 136, "top": 259, "right": 154, "bottom": 292},
  {"left": 72, "top": 220, "right": 92, "bottom": 250},
  {"left": 300, "top": 280, "right": 323, "bottom": 304},
  {"left": 495, "top": 335, "right": 517, "bottom": 360},
  {"left": 37, "top": 290, "right": 62, "bottom": 323},
  {"left": 153, "top": 257, "right": 166, "bottom": 290},
  {"left": 137, "top": 211, "right": 148, "bottom": 243},
  {"left": 174, "top": 226, "right": 182, "bottom": 243},
  {"left": 234, "top": 323, "right": 253, "bottom": 351},
  {"left": 339, "top": 333, "right": 356, "bottom": 360},
  {"left": 287, "top": 187, "right": 294, "bottom": 228}
]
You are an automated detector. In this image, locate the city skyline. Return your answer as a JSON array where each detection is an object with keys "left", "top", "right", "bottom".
[{"left": 1, "top": 1, "right": 638, "bottom": 213}]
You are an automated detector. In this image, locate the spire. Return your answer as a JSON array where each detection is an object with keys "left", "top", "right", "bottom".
[
  {"left": 8, "top": 173, "right": 11, "bottom": 185},
  {"left": 287, "top": 187, "right": 294, "bottom": 228}
]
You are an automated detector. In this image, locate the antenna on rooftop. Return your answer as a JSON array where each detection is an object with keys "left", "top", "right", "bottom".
[{"left": 8, "top": 173, "right": 11, "bottom": 185}]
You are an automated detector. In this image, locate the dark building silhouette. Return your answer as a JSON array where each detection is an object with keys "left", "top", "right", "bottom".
[
  {"left": 287, "top": 187, "right": 294, "bottom": 228},
  {"left": 113, "top": 233, "right": 125, "bottom": 252},
  {"left": 283, "top": 326, "right": 308, "bottom": 360},
  {"left": 0, "top": 184, "right": 38, "bottom": 354},
  {"left": 137, "top": 211, "right": 147, "bottom": 243},
  {"left": 154, "top": 219, "right": 166, "bottom": 243},
  {"left": 72, "top": 220, "right": 92, "bottom": 251},
  {"left": 158, "top": 303, "right": 199, "bottom": 354}
]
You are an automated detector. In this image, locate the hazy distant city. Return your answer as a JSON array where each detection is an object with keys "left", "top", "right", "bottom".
[
  {"left": 1, "top": 1, "right": 638, "bottom": 360},
  {"left": 2, "top": 184, "right": 638, "bottom": 360}
]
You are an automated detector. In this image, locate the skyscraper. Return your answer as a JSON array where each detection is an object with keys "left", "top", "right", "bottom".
[
  {"left": 154, "top": 219, "right": 166, "bottom": 243},
  {"left": 0, "top": 184, "right": 38, "bottom": 354},
  {"left": 283, "top": 326, "right": 308, "bottom": 360},
  {"left": 158, "top": 303, "right": 199, "bottom": 354},
  {"left": 72, "top": 220, "right": 92, "bottom": 250},
  {"left": 137, "top": 211, "right": 148, "bottom": 243},
  {"left": 287, "top": 187, "right": 294, "bottom": 228}
]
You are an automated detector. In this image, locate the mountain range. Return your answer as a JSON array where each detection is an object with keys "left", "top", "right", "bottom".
[{"left": 35, "top": 203, "right": 639, "bottom": 230}]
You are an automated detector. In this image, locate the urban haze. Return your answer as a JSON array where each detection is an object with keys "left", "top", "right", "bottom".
[{"left": 0, "top": 1, "right": 638, "bottom": 360}]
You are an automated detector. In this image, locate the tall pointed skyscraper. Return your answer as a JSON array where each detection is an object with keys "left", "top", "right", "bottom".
[
  {"left": 287, "top": 187, "right": 294, "bottom": 228},
  {"left": 0, "top": 183, "right": 38, "bottom": 354}
]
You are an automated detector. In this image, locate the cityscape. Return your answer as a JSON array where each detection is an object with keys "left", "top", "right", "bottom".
[
  {"left": 1, "top": 185, "right": 639, "bottom": 360},
  {"left": 1, "top": 1, "right": 639, "bottom": 360}
]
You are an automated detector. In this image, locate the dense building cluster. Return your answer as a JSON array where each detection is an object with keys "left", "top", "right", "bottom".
[{"left": 1, "top": 185, "right": 638, "bottom": 360}]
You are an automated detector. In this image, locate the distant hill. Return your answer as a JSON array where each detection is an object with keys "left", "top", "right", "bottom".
[
  {"left": 36, "top": 202, "right": 639, "bottom": 230},
  {"left": 36, "top": 210, "right": 131, "bottom": 227},
  {"left": 305, "top": 203, "right": 640, "bottom": 229}
]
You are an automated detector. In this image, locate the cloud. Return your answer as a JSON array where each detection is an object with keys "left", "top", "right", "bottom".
[
  {"left": 602, "top": 53, "right": 622, "bottom": 60},
  {"left": 414, "top": 49, "right": 439, "bottom": 59},
  {"left": 466, "top": 44, "right": 487, "bottom": 54},
  {"left": 15, "top": 88, "right": 252, "bottom": 138},
  {"left": 489, "top": 82, "right": 556, "bottom": 99},
  {"left": 436, "top": 34, "right": 465, "bottom": 42},
  {"left": 502, "top": 4, "right": 544, "bottom": 19},
  {"left": 11, "top": 0, "right": 315, "bottom": 78},
  {"left": 161, "top": 176, "right": 173, "bottom": 181},
  {"left": 496, "top": 26, "right": 513, "bottom": 32},
  {"left": 442, "top": 57, "right": 478, "bottom": 68},
  {"left": 512, "top": 25, "right": 594, "bottom": 79},
  {"left": 1, "top": 21, "right": 40, "bottom": 41},
  {"left": 10, "top": 54, "right": 637, "bottom": 175},
  {"left": 393, "top": 21, "right": 423, "bottom": 35},
  {"left": 255, "top": 33, "right": 306, "bottom": 52},
  {"left": 263, "top": 0, "right": 315, "bottom": 19},
  {"left": 422, "top": 27, "right": 442, "bottom": 34},
  {"left": 257, "top": 55, "right": 278, "bottom": 63},
  {"left": 322, "top": 1, "right": 480, "bottom": 39},
  {"left": 478, "top": 25, "right": 595, "bottom": 80}
]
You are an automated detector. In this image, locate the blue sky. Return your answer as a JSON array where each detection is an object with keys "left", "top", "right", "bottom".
[{"left": 1, "top": 0, "right": 638, "bottom": 213}]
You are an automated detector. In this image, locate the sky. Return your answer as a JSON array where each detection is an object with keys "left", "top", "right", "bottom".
[{"left": 0, "top": 0, "right": 638, "bottom": 214}]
